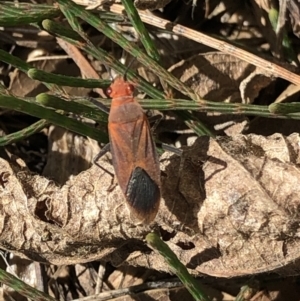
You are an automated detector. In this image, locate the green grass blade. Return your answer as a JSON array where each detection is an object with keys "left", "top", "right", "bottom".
[
  {"left": 269, "top": 8, "right": 297, "bottom": 63},
  {"left": 0, "top": 3, "right": 214, "bottom": 140},
  {"left": 28, "top": 68, "right": 110, "bottom": 89},
  {"left": 57, "top": 0, "right": 197, "bottom": 99},
  {"left": 72, "top": 96, "right": 300, "bottom": 120},
  {"left": 269, "top": 102, "right": 300, "bottom": 114},
  {"left": 46, "top": 4, "right": 213, "bottom": 137},
  {"left": 146, "top": 233, "right": 211, "bottom": 301},
  {"left": 42, "top": 19, "right": 164, "bottom": 99},
  {"left": 0, "top": 94, "right": 108, "bottom": 143},
  {"left": 179, "top": 111, "right": 215, "bottom": 137},
  {"left": 36, "top": 93, "right": 108, "bottom": 123},
  {"left": 121, "top": 0, "right": 160, "bottom": 61},
  {"left": 0, "top": 49, "right": 64, "bottom": 94},
  {"left": 0, "top": 267, "right": 55, "bottom": 301},
  {"left": 0, "top": 49, "right": 38, "bottom": 75},
  {"left": 0, "top": 119, "right": 49, "bottom": 146},
  {"left": 0, "top": 3, "right": 60, "bottom": 26}
]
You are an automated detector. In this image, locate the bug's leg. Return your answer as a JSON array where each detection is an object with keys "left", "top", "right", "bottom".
[
  {"left": 148, "top": 114, "right": 163, "bottom": 133},
  {"left": 86, "top": 97, "right": 110, "bottom": 114},
  {"left": 93, "top": 143, "right": 117, "bottom": 191},
  {"left": 93, "top": 143, "right": 115, "bottom": 178},
  {"left": 161, "top": 143, "right": 189, "bottom": 209},
  {"left": 93, "top": 143, "right": 110, "bottom": 166},
  {"left": 162, "top": 143, "right": 184, "bottom": 192},
  {"left": 161, "top": 143, "right": 183, "bottom": 157}
]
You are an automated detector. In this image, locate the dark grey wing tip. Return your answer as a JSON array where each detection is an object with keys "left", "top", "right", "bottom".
[{"left": 126, "top": 167, "right": 160, "bottom": 224}]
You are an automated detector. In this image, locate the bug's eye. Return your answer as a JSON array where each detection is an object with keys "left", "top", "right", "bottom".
[
  {"left": 127, "top": 84, "right": 134, "bottom": 94},
  {"left": 106, "top": 87, "right": 112, "bottom": 96}
]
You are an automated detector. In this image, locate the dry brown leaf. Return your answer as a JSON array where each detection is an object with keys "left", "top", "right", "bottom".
[
  {"left": 43, "top": 126, "right": 100, "bottom": 184},
  {"left": 169, "top": 53, "right": 273, "bottom": 103},
  {"left": 1, "top": 133, "right": 300, "bottom": 277},
  {"left": 108, "top": 266, "right": 145, "bottom": 289},
  {"left": 9, "top": 58, "right": 54, "bottom": 98}
]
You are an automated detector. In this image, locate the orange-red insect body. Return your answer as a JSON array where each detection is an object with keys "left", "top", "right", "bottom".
[{"left": 107, "top": 77, "right": 161, "bottom": 224}]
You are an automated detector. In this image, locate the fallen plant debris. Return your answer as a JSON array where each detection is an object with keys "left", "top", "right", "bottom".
[
  {"left": 1, "top": 134, "right": 300, "bottom": 277},
  {"left": 1, "top": 0, "right": 300, "bottom": 300}
]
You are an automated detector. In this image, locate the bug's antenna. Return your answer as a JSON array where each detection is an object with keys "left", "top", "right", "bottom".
[
  {"left": 102, "top": 63, "right": 113, "bottom": 81},
  {"left": 124, "top": 57, "right": 136, "bottom": 81},
  {"left": 108, "top": 69, "right": 114, "bottom": 81}
]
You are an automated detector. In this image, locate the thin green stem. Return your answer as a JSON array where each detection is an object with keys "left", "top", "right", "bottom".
[
  {"left": 0, "top": 94, "right": 108, "bottom": 143},
  {"left": 70, "top": 97, "right": 299, "bottom": 119},
  {"left": 42, "top": 19, "right": 163, "bottom": 99},
  {"left": 121, "top": 0, "right": 160, "bottom": 61},
  {"left": 0, "top": 3, "right": 60, "bottom": 26},
  {"left": 146, "top": 233, "right": 211, "bottom": 301},
  {"left": 42, "top": 10, "right": 212, "bottom": 136},
  {"left": 28, "top": 68, "right": 110, "bottom": 89},
  {"left": 0, "top": 49, "right": 64, "bottom": 95},
  {"left": 268, "top": 102, "right": 300, "bottom": 114},
  {"left": 0, "top": 119, "right": 49, "bottom": 146},
  {"left": 36, "top": 93, "right": 108, "bottom": 123},
  {"left": 57, "top": 0, "right": 197, "bottom": 99},
  {"left": 0, "top": 268, "right": 56, "bottom": 301}
]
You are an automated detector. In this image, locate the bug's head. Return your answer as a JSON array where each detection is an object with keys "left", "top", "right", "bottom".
[{"left": 106, "top": 76, "right": 135, "bottom": 99}]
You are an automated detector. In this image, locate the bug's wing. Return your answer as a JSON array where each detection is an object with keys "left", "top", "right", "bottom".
[{"left": 109, "top": 115, "right": 160, "bottom": 223}]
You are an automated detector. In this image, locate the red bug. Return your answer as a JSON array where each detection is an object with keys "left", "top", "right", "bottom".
[{"left": 96, "top": 76, "right": 161, "bottom": 224}]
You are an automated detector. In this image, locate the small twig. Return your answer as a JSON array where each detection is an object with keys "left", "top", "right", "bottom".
[
  {"left": 72, "top": 281, "right": 182, "bottom": 301},
  {"left": 95, "top": 262, "right": 106, "bottom": 294},
  {"left": 276, "top": 0, "right": 287, "bottom": 36}
]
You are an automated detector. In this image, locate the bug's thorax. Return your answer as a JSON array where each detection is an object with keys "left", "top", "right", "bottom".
[
  {"left": 110, "top": 95, "right": 135, "bottom": 107},
  {"left": 108, "top": 77, "right": 144, "bottom": 123},
  {"left": 109, "top": 100, "right": 144, "bottom": 124},
  {"left": 107, "top": 76, "right": 135, "bottom": 98}
]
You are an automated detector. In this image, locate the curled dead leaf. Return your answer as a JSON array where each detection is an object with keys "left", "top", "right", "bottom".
[
  {"left": 169, "top": 53, "right": 273, "bottom": 103},
  {"left": 1, "top": 133, "right": 300, "bottom": 277}
]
